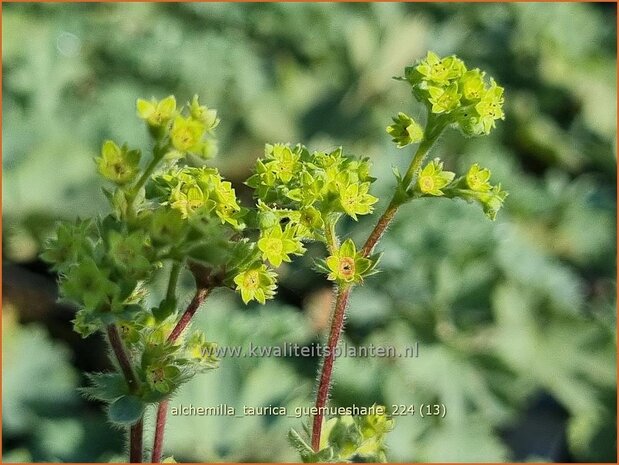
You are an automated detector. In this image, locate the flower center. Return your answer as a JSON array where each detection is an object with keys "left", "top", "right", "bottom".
[
  {"left": 339, "top": 257, "right": 355, "bottom": 279},
  {"left": 469, "top": 174, "right": 482, "bottom": 190},
  {"left": 176, "top": 128, "right": 195, "bottom": 149},
  {"left": 243, "top": 270, "right": 260, "bottom": 290},
  {"left": 150, "top": 367, "right": 165, "bottom": 383},
  {"left": 265, "top": 238, "right": 283, "bottom": 255},
  {"left": 152, "top": 111, "right": 164, "bottom": 125},
  {"left": 420, "top": 176, "right": 434, "bottom": 193}
]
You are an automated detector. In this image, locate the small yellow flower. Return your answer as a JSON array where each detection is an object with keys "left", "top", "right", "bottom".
[
  {"left": 257, "top": 224, "right": 303, "bottom": 267},
  {"left": 324, "top": 239, "right": 375, "bottom": 284},
  {"left": 233, "top": 265, "right": 277, "bottom": 304},
  {"left": 136, "top": 96, "right": 177, "bottom": 127},
  {"left": 465, "top": 163, "right": 492, "bottom": 192},
  {"left": 417, "top": 159, "right": 455, "bottom": 196},
  {"left": 170, "top": 116, "right": 206, "bottom": 152}
]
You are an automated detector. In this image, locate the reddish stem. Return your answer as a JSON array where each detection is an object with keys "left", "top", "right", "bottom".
[
  {"left": 107, "top": 325, "right": 143, "bottom": 462},
  {"left": 311, "top": 286, "right": 351, "bottom": 451},
  {"left": 361, "top": 203, "right": 399, "bottom": 258},
  {"left": 309, "top": 126, "right": 441, "bottom": 453},
  {"left": 107, "top": 325, "right": 140, "bottom": 391},
  {"left": 150, "top": 287, "right": 210, "bottom": 463},
  {"left": 130, "top": 419, "right": 144, "bottom": 463},
  {"left": 150, "top": 400, "right": 168, "bottom": 463},
  {"left": 167, "top": 288, "right": 209, "bottom": 342}
]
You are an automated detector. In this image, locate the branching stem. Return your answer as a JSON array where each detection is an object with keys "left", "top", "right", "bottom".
[
  {"left": 167, "top": 288, "right": 210, "bottom": 343},
  {"left": 311, "top": 124, "right": 445, "bottom": 451},
  {"left": 106, "top": 325, "right": 143, "bottom": 462},
  {"left": 150, "top": 287, "right": 211, "bottom": 463},
  {"left": 362, "top": 128, "right": 442, "bottom": 257}
]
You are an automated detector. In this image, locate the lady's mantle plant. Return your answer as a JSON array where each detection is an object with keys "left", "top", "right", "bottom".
[
  {"left": 42, "top": 51, "right": 506, "bottom": 463},
  {"left": 41, "top": 97, "right": 382, "bottom": 461}
]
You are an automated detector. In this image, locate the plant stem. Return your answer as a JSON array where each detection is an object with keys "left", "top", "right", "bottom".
[
  {"left": 132, "top": 150, "right": 164, "bottom": 199},
  {"left": 400, "top": 138, "right": 433, "bottom": 191},
  {"left": 324, "top": 215, "right": 339, "bottom": 253},
  {"left": 130, "top": 419, "right": 144, "bottom": 463},
  {"left": 107, "top": 325, "right": 143, "bottom": 462},
  {"left": 107, "top": 325, "right": 140, "bottom": 391},
  {"left": 311, "top": 285, "right": 351, "bottom": 452},
  {"left": 150, "top": 401, "right": 168, "bottom": 463},
  {"left": 150, "top": 287, "right": 211, "bottom": 463},
  {"left": 166, "top": 262, "right": 182, "bottom": 302},
  {"left": 309, "top": 123, "right": 445, "bottom": 452},
  {"left": 126, "top": 146, "right": 165, "bottom": 220},
  {"left": 360, "top": 201, "right": 398, "bottom": 258},
  {"left": 167, "top": 287, "right": 210, "bottom": 342},
  {"left": 361, "top": 134, "right": 437, "bottom": 257}
]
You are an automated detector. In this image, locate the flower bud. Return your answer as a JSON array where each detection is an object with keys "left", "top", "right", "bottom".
[{"left": 386, "top": 113, "right": 424, "bottom": 148}]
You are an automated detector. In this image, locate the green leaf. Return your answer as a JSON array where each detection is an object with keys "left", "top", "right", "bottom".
[
  {"left": 80, "top": 372, "right": 128, "bottom": 402},
  {"left": 288, "top": 428, "right": 314, "bottom": 460},
  {"left": 107, "top": 395, "right": 145, "bottom": 425}
]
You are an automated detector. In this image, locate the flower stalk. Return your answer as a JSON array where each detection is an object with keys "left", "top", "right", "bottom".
[
  {"left": 309, "top": 52, "right": 507, "bottom": 454},
  {"left": 106, "top": 325, "right": 143, "bottom": 462},
  {"left": 151, "top": 286, "right": 211, "bottom": 463},
  {"left": 311, "top": 285, "right": 351, "bottom": 451},
  {"left": 309, "top": 137, "right": 434, "bottom": 450}
]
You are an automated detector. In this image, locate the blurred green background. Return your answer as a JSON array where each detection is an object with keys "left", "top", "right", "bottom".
[{"left": 2, "top": 2, "right": 617, "bottom": 462}]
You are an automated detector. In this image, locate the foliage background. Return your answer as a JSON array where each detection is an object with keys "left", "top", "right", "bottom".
[{"left": 2, "top": 2, "right": 616, "bottom": 462}]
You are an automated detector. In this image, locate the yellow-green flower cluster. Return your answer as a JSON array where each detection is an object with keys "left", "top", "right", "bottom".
[
  {"left": 248, "top": 144, "right": 378, "bottom": 223},
  {"left": 137, "top": 95, "right": 219, "bottom": 159},
  {"left": 403, "top": 51, "right": 505, "bottom": 136},
  {"left": 407, "top": 159, "right": 507, "bottom": 220},
  {"left": 232, "top": 143, "right": 380, "bottom": 303},
  {"left": 228, "top": 201, "right": 308, "bottom": 304},
  {"left": 439, "top": 163, "right": 508, "bottom": 220},
  {"left": 152, "top": 167, "right": 242, "bottom": 228},
  {"left": 462, "top": 164, "right": 508, "bottom": 220}
]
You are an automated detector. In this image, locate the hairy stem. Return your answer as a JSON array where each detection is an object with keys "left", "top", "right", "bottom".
[
  {"left": 400, "top": 138, "right": 433, "bottom": 191},
  {"left": 150, "top": 287, "right": 211, "bottom": 463},
  {"left": 150, "top": 401, "right": 168, "bottom": 463},
  {"left": 167, "top": 287, "right": 210, "bottom": 342},
  {"left": 107, "top": 325, "right": 140, "bottom": 391},
  {"left": 324, "top": 216, "right": 339, "bottom": 253},
  {"left": 361, "top": 133, "right": 439, "bottom": 257},
  {"left": 107, "top": 325, "right": 143, "bottom": 462},
  {"left": 130, "top": 419, "right": 144, "bottom": 463},
  {"left": 309, "top": 122, "right": 444, "bottom": 452},
  {"left": 361, "top": 202, "right": 398, "bottom": 258},
  {"left": 311, "top": 285, "right": 351, "bottom": 451}
]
